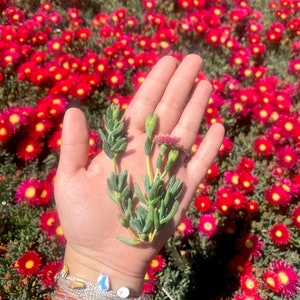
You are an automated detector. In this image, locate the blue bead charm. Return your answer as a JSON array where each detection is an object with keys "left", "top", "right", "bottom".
[{"left": 97, "top": 274, "right": 110, "bottom": 291}]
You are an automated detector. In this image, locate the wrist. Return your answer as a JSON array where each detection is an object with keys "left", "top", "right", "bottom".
[{"left": 62, "top": 244, "right": 145, "bottom": 298}]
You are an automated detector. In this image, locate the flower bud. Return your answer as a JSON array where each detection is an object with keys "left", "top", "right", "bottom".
[{"left": 145, "top": 113, "right": 158, "bottom": 138}]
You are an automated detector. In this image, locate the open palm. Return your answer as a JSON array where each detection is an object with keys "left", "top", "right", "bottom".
[{"left": 54, "top": 54, "right": 224, "bottom": 295}]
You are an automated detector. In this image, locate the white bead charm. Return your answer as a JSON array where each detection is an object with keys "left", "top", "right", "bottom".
[{"left": 117, "top": 286, "right": 130, "bottom": 298}]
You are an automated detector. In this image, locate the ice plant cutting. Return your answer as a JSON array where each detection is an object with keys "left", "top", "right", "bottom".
[{"left": 100, "top": 104, "right": 184, "bottom": 245}]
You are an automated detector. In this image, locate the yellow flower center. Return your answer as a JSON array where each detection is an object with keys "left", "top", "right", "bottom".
[
  {"left": 284, "top": 155, "right": 292, "bottom": 163},
  {"left": 47, "top": 217, "right": 55, "bottom": 226},
  {"left": 259, "top": 144, "right": 266, "bottom": 151},
  {"left": 245, "top": 278, "right": 255, "bottom": 289},
  {"left": 110, "top": 76, "right": 118, "bottom": 84},
  {"left": 272, "top": 193, "right": 280, "bottom": 201},
  {"left": 26, "top": 144, "right": 34, "bottom": 153},
  {"left": 25, "top": 260, "right": 35, "bottom": 269},
  {"left": 177, "top": 222, "right": 186, "bottom": 232},
  {"left": 150, "top": 259, "right": 159, "bottom": 268},
  {"left": 232, "top": 175, "right": 239, "bottom": 185},
  {"left": 266, "top": 277, "right": 275, "bottom": 287},
  {"left": 25, "top": 187, "right": 36, "bottom": 198},
  {"left": 9, "top": 114, "right": 20, "bottom": 124},
  {"left": 204, "top": 222, "right": 212, "bottom": 231},
  {"left": 245, "top": 240, "right": 254, "bottom": 249},
  {"left": 284, "top": 122, "right": 293, "bottom": 131},
  {"left": 56, "top": 226, "right": 64, "bottom": 236},
  {"left": 278, "top": 271, "right": 289, "bottom": 285}
]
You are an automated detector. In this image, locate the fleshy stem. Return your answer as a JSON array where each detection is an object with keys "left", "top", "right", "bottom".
[
  {"left": 101, "top": 104, "right": 184, "bottom": 245},
  {"left": 144, "top": 113, "right": 158, "bottom": 185}
]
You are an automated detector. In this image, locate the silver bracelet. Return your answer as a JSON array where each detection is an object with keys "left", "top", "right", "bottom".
[{"left": 55, "top": 265, "right": 150, "bottom": 300}]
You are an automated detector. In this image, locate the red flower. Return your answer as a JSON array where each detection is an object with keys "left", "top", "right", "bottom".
[
  {"left": 194, "top": 20, "right": 208, "bottom": 34},
  {"left": 48, "top": 12, "right": 62, "bottom": 24},
  {"left": 55, "top": 224, "right": 66, "bottom": 244},
  {"left": 3, "top": 106, "right": 31, "bottom": 129},
  {"left": 142, "top": 0, "right": 157, "bottom": 10},
  {"left": 206, "top": 163, "right": 220, "bottom": 179},
  {"left": 240, "top": 274, "right": 259, "bottom": 296},
  {"left": 67, "top": 8, "right": 81, "bottom": 20},
  {"left": 92, "top": 13, "right": 109, "bottom": 26},
  {"left": 266, "top": 22, "right": 285, "bottom": 42},
  {"left": 39, "top": 210, "right": 60, "bottom": 237},
  {"left": 29, "top": 68, "right": 50, "bottom": 86},
  {"left": 291, "top": 206, "right": 300, "bottom": 229},
  {"left": 234, "top": 292, "right": 261, "bottom": 300},
  {"left": 104, "top": 69, "right": 125, "bottom": 88},
  {"left": 175, "top": 217, "right": 194, "bottom": 237},
  {"left": 35, "top": 96, "right": 67, "bottom": 118},
  {"left": 17, "top": 61, "right": 36, "bottom": 80},
  {"left": 238, "top": 172, "right": 258, "bottom": 193},
  {"left": 224, "top": 170, "right": 240, "bottom": 187},
  {"left": 194, "top": 195, "right": 213, "bottom": 213},
  {"left": 246, "top": 200, "right": 259, "bottom": 213},
  {"left": 132, "top": 71, "right": 148, "bottom": 92},
  {"left": 276, "top": 145, "right": 299, "bottom": 169},
  {"left": 218, "top": 136, "right": 233, "bottom": 156},
  {"left": 75, "top": 27, "right": 91, "bottom": 40},
  {"left": 60, "top": 30, "right": 74, "bottom": 43},
  {"left": 0, "top": 117, "right": 13, "bottom": 143},
  {"left": 28, "top": 118, "right": 53, "bottom": 138},
  {"left": 229, "top": 48, "right": 250, "bottom": 67},
  {"left": 228, "top": 255, "right": 253, "bottom": 276},
  {"left": 204, "top": 28, "right": 220, "bottom": 46},
  {"left": 16, "top": 137, "right": 43, "bottom": 161},
  {"left": 253, "top": 103, "right": 274, "bottom": 123},
  {"left": 47, "top": 38, "right": 64, "bottom": 53},
  {"left": 262, "top": 270, "right": 282, "bottom": 293},
  {"left": 270, "top": 260, "right": 299, "bottom": 299},
  {"left": 238, "top": 160, "right": 254, "bottom": 173},
  {"left": 72, "top": 81, "right": 92, "bottom": 100},
  {"left": 246, "top": 20, "right": 264, "bottom": 34},
  {"left": 216, "top": 194, "right": 233, "bottom": 215},
  {"left": 38, "top": 260, "right": 63, "bottom": 287},
  {"left": 13, "top": 250, "right": 41, "bottom": 277},
  {"left": 15, "top": 178, "right": 53, "bottom": 206},
  {"left": 269, "top": 223, "right": 290, "bottom": 245},
  {"left": 236, "top": 233, "right": 263, "bottom": 258},
  {"left": 177, "top": 0, "right": 193, "bottom": 10},
  {"left": 264, "top": 185, "right": 291, "bottom": 206},
  {"left": 253, "top": 137, "right": 273, "bottom": 155},
  {"left": 142, "top": 270, "right": 156, "bottom": 294},
  {"left": 148, "top": 255, "right": 165, "bottom": 274},
  {"left": 266, "top": 125, "right": 284, "bottom": 144},
  {"left": 229, "top": 8, "right": 249, "bottom": 23},
  {"left": 198, "top": 214, "right": 217, "bottom": 238},
  {"left": 230, "top": 190, "right": 248, "bottom": 210}
]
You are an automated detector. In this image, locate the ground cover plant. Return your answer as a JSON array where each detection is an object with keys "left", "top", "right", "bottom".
[{"left": 0, "top": 0, "right": 299, "bottom": 299}]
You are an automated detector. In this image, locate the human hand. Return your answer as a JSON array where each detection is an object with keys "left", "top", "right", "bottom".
[{"left": 54, "top": 54, "right": 224, "bottom": 296}]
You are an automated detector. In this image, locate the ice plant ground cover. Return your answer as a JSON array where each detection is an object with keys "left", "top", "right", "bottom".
[{"left": 0, "top": 0, "right": 299, "bottom": 299}]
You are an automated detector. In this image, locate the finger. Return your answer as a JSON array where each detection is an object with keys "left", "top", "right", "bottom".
[
  {"left": 154, "top": 54, "right": 203, "bottom": 134},
  {"left": 186, "top": 123, "right": 225, "bottom": 189},
  {"left": 171, "top": 79, "right": 212, "bottom": 148},
  {"left": 57, "top": 108, "right": 90, "bottom": 174},
  {"left": 124, "top": 55, "right": 178, "bottom": 132}
]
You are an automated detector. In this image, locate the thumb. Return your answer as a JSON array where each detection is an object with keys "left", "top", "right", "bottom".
[{"left": 57, "top": 107, "right": 90, "bottom": 174}]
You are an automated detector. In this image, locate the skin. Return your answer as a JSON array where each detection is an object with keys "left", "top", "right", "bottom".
[{"left": 54, "top": 54, "right": 225, "bottom": 297}]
